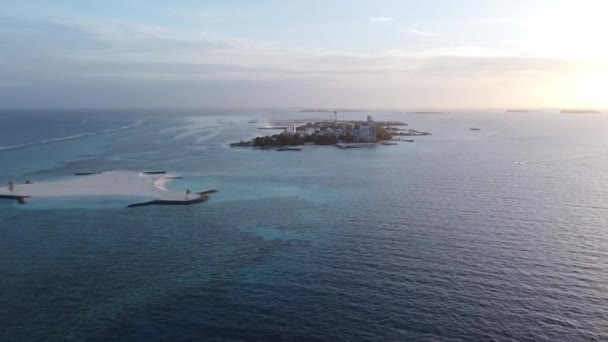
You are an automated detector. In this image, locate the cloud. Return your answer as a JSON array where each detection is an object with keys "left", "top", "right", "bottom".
[
  {"left": 0, "top": 14, "right": 592, "bottom": 108},
  {"left": 166, "top": 8, "right": 246, "bottom": 23},
  {"left": 368, "top": 16, "right": 393, "bottom": 23},
  {"left": 407, "top": 29, "right": 438, "bottom": 37},
  {"left": 0, "top": 15, "right": 569, "bottom": 78},
  {"left": 0, "top": 15, "right": 573, "bottom": 84},
  {"left": 420, "top": 46, "right": 516, "bottom": 58}
]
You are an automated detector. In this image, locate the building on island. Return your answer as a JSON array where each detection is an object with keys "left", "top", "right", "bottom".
[
  {"left": 279, "top": 115, "right": 377, "bottom": 142},
  {"left": 303, "top": 128, "right": 316, "bottom": 136},
  {"left": 349, "top": 115, "right": 376, "bottom": 142},
  {"left": 286, "top": 123, "right": 297, "bottom": 135},
  {"left": 358, "top": 125, "right": 376, "bottom": 142}
]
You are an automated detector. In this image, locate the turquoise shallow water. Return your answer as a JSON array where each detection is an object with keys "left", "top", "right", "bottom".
[{"left": 1, "top": 110, "right": 608, "bottom": 341}]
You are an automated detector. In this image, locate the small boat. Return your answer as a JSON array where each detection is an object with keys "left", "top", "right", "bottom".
[
  {"left": 404, "top": 140, "right": 414, "bottom": 143},
  {"left": 381, "top": 142, "right": 398, "bottom": 146},
  {"left": 276, "top": 147, "right": 302, "bottom": 151},
  {"left": 142, "top": 171, "right": 167, "bottom": 175},
  {"left": 470, "top": 128, "right": 481, "bottom": 131}
]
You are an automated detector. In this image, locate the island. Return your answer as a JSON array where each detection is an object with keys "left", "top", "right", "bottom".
[
  {"left": 0, "top": 171, "right": 217, "bottom": 207},
  {"left": 561, "top": 109, "right": 601, "bottom": 114},
  {"left": 231, "top": 115, "right": 431, "bottom": 149},
  {"left": 298, "top": 108, "right": 369, "bottom": 113}
]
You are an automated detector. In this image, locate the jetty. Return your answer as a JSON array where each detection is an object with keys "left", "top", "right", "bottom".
[
  {"left": 276, "top": 147, "right": 302, "bottom": 151},
  {"left": 74, "top": 172, "right": 103, "bottom": 176},
  {"left": 142, "top": 171, "right": 167, "bottom": 175},
  {"left": 0, "top": 194, "right": 30, "bottom": 205},
  {"left": 127, "top": 190, "right": 218, "bottom": 207}
]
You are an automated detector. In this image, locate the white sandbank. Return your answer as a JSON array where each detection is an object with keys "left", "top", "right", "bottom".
[{"left": 0, "top": 171, "right": 190, "bottom": 201}]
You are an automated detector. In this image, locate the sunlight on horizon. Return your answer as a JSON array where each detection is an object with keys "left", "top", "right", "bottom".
[
  {"left": 569, "top": 70, "right": 608, "bottom": 108},
  {"left": 507, "top": 0, "right": 608, "bottom": 108},
  {"left": 522, "top": 1, "right": 608, "bottom": 60}
]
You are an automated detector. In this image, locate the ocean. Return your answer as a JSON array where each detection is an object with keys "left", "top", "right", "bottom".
[{"left": 1, "top": 109, "right": 608, "bottom": 341}]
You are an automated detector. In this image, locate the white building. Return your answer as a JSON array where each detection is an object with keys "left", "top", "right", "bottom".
[
  {"left": 359, "top": 125, "right": 376, "bottom": 142},
  {"left": 286, "top": 123, "right": 297, "bottom": 135},
  {"left": 350, "top": 116, "right": 377, "bottom": 142}
]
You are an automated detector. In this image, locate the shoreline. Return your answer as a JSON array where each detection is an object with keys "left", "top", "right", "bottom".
[
  {"left": 0, "top": 170, "right": 216, "bottom": 207},
  {"left": 154, "top": 176, "right": 171, "bottom": 191}
]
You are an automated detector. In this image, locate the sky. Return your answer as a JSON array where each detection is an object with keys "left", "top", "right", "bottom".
[{"left": 1, "top": 0, "right": 607, "bottom": 109}]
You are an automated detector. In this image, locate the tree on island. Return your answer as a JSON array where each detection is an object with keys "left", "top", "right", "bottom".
[{"left": 376, "top": 126, "right": 393, "bottom": 141}]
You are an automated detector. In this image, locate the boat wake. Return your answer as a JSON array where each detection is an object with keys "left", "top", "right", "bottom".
[
  {"left": 466, "top": 131, "right": 498, "bottom": 141},
  {"left": 516, "top": 150, "right": 608, "bottom": 166},
  {"left": 0, "top": 120, "right": 145, "bottom": 152}
]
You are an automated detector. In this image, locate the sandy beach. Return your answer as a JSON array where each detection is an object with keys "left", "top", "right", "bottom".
[{"left": 0, "top": 171, "right": 190, "bottom": 202}]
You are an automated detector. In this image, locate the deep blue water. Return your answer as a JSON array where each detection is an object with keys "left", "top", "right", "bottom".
[{"left": 1, "top": 109, "right": 608, "bottom": 341}]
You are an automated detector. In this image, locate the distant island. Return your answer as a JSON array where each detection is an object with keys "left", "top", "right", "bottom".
[
  {"left": 231, "top": 115, "right": 431, "bottom": 149},
  {"left": 561, "top": 109, "right": 601, "bottom": 114},
  {"left": 507, "top": 109, "right": 530, "bottom": 113},
  {"left": 298, "top": 108, "right": 369, "bottom": 113},
  {"left": 409, "top": 111, "right": 445, "bottom": 115}
]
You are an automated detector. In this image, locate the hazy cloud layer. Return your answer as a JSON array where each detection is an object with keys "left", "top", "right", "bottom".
[
  {"left": 1, "top": 0, "right": 606, "bottom": 109},
  {"left": 407, "top": 29, "right": 438, "bottom": 37}
]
